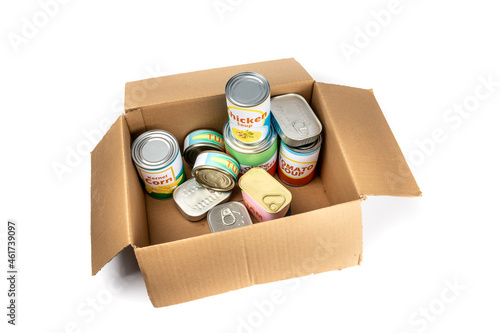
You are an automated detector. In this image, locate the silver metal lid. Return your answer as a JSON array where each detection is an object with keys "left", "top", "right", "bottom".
[
  {"left": 173, "top": 178, "right": 231, "bottom": 222},
  {"left": 225, "top": 72, "right": 270, "bottom": 107},
  {"left": 223, "top": 121, "right": 276, "bottom": 154},
  {"left": 131, "top": 130, "right": 179, "bottom": 170},
  {"left": 284, "top": 133, "right": 323, "bottom": 154},
  {"left": 184, "top": 143, "right": 224, "bottom": 166},
  {"left": 271, "top": 94, "right": 323, "bottom": 147},
  {"left": 207, "top": 202, "right": 253, "bottom": 233}
]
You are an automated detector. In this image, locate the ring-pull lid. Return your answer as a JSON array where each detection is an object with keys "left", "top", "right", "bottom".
[
  {"left": 271, "top": 93, "right": 322, "bottom": 147},
  {"left": 221, "top": 207, "right": 236, "bottom": 225},
  {"left": 262, "top": 194, "right": 286, "bottom": 212},
  {"left": 207, "top": 202, "right": 253, "bottom": 233}
]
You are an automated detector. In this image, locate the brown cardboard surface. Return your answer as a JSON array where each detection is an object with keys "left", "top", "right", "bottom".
[
  {"left": 124, "top": 58, "right": 314, "bottom": 112},
  {"left": 91, "top": 116, "right": 148, "bottom": 275},
  {"left": 313, "top": 82, "right": 422, "bottom": 198},
  {"left": 146, "top": 172, "right": 331, "bottom": 245},
  {"left": 135, "top": 199, "right": 363, "bottom": 307}
]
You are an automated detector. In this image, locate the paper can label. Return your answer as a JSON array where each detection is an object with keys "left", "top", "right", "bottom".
[
  {"left": 226, "top": 97, "right": 271, "bottom": 144},
  {"left": 278, "top": 141, "right": 321, "bottom": 186}
]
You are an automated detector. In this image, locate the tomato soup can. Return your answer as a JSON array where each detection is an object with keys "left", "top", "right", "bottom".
[
  {"left": 183, "top": 129, "right": 225, "bottom": 166},
  {"left": 131, "top": 130, "right": 185, "bottom": 199},
  {"left": 278, "top": 134, "right": 322, "bottom": 186},
  {"left": 238, "top": 167, "right": 292, "bottom": 222},
  {"left": 192, "top": 150, "right": 240, "bottom": 191},
  {"left": 225, "top": 72, "right": 271, "bottom": 144},
  {"left": 223, "top": 121, "right": 278, "bottom": 176}
]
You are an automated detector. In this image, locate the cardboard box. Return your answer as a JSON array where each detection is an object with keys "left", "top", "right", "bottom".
[{"left": 91, "top": 58, "right": 421, "bottom": 307}]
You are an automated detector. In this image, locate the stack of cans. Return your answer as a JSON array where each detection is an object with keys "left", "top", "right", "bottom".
[{"left": 130, "top": 72, "right": 324, "bottom": 231}]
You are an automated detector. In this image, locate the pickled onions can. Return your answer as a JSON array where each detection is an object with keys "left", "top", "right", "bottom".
[
  {"left": 225, "top": 72, "right": 271, "bottom": 144},
  {"left": 131, "top": 130, "right": 185, "bottom": 199},
  {"left": 238, "top": 168, "right": 292, "bottom": 222},
  {"left": 223, "top": 121, "right": 278, "bottom": 176},
  {"left": 183, "top": 129, "right": 225, "bottom": 166},
  {"left": 278, "top": 134, "right": 322, "bottom": 186}
]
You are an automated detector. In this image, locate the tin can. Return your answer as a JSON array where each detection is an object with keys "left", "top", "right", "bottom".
[
  {"left": 183, "top": 129, "right": 225, "bottom": 166},
  {"left": 192, "top": 150, "right": 240, "bottom": 191},
  {"left": 238, "top": 167, "right": 292, "bottom": 222},
  {"left": 131, "top": 130, "right": 185, "bottom": 199},
  {"left": 278, "top": 134, "right": 322, "bottom": 186},
  {"left": 225, "top": 72, "right": 271, "bottom": 144},
  {"left": 173, "top": 177, "right": 231, "bottom": 222},
  {"left": 207, "top": 202, "right": 253, "bottom": 233},
  {"left": 223, "top": 121, "right": 278, "bottom": 176},
  {"left": 271, "top": 93, "right": 322, "bottom": 147}
]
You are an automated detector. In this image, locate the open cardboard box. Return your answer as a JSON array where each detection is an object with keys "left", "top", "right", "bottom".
[{"left": 91, "top": 58, "right": 421, "bottom": 307}]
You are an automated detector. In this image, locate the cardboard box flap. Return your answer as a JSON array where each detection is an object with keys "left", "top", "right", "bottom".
[
  {"left": 124, "top": 58, "right": 314, "bottom": 111},
  {"left": 134, "top": 200, "right": 363, "bottom": 307},
  {"left": 91, "top": 116, "right": 148, "bottom": 275},
  {"left": 313, "top": 82, "right": 421, "bottom": 197}
]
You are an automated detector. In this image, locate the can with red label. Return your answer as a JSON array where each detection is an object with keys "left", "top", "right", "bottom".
[{"left": 278, "top": 134, "right": 322, "bottom": 186}]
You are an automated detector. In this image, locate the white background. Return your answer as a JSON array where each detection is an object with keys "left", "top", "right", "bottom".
[{"left": 1, "top": 0, "right": 499, "bottom": 332}]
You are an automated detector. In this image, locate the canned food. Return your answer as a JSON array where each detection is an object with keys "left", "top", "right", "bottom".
[
  {"left": 238, "top": 167, "right": 292, "bottom": 222},
  {"left": 207, "top": 202, "right": 253, "bottom": 233},
  {"left": 131, "top": 130, "right": 185, "bottom": 199},
  {"left": 192, "top": 150, "right": 240, "bottom": 191},
  {"left": 225, "top": 72, "right": 271, "bottom": 144},
  {"left": 183, "top": 129, "right": 225, "bottom": 166},
  {"left": 271, "top": 93, "right": 322, "bottom": 147},
  {"left": 173, "top": 178, "right": 231, "bottom": 222},
  {"left": 223, "top": 121, "right": 278, "bottom": 176},
  {"left": 278, "top": 134, "right": 322, "bottom": 186}
]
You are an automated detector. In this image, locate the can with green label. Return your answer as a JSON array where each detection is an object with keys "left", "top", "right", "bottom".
[{"left": 223, "top": 121, "right": 278, "bottom": 176}]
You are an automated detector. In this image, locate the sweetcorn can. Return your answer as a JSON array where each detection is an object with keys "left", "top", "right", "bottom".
[
  {"left": 223, "top": 121, "right": 278, "bottom": 176},
  {"left": 192, "top": 150, "right": 240, "bottom": 191},
  {"left": 173, "top": 178, "right": 231, "bottom": 222},
  {"left": 278, "top": 134, "right": 322, "bottom": 186},
  {"left": 271, "top": 93, "right": 322, "bottom": 147},
  {"left": 225, "top": 72, "right": 271, "bottom": 144},
  {"left": 131, "top": 130, "right": 185, "bottom": 199},
  {"left": 183, "top": 129, "right": 225, "bottom": 166},
  {"left": 238, "top": 167, "right": 292, "bottom": 222},
  {"left": 207, "top": 202, "right": 253, "bottom": 233}
]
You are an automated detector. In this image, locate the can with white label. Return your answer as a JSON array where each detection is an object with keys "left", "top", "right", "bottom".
[
  {"left": 225, "top": 72, "right": 271, "bottom": 144},
  {"left": 278, "top": 134, "right": 322, "bottom": 186},
  {"left": 223, "top": 121, "right": 278, "bottom": 176},
  {"left": 192, "top": 151, "right": 240, "bottom": 191},
  {"left": 131, "top": 130, "right": 185, "bottom": 199}
]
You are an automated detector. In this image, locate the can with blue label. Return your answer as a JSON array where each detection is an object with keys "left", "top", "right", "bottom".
[
  {"left": 192, "top": 151, "right": 240, "bottom": 191},
  {"left": 183, "top": 129, "right": 226, "bottom": 166}
]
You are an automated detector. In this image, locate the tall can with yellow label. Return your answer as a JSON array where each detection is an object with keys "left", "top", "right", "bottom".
[
  {"left": 131, "top": 130, "right": 185, "bottom": 199},
  {"left": 225, "top": 72, "right": 271, "bottom": 144}
]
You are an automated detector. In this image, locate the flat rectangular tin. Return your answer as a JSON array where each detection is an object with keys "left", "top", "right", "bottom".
[
  {"left": 207, "top": 202, "right": 253, "bottom": 232},
  {"left": 271, "top": 93, "right": 322, "bottom": 147},
  {"left": 173, "top": 178, "right": 231, "bottom": 222}
]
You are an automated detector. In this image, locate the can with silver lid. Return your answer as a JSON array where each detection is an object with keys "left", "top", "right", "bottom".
[
  {"left": 238, "top": 167, "right": 292, "bottom": 222},
  {"left": 223, "top": 121, "right": 278, "bottom": 176},
  {"left": 183, "top": 129, "right": 225, "bottom": 166},
  {"left": 173, "top": 177, "right": 231, "bottom": 222},
  {"left": 192, "top": 150, "right": 240, "bottom": 191},
  {"left": 278, "top": 134, "right": 322, "bottom": 186},
  {"left": 225, "top": 72, "right": 271, "bottom": 144},
  {"left": 271, "top": 93, "right": 322, "bottom": 147},
  {"left": 131, "top": 129, "right": 185, "bottom": 199},
  {"left": 207, "top": 202, "right": 253, "bottom": 233}
]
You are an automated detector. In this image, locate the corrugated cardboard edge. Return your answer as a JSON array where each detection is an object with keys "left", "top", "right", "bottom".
[
  {"left": 124, "top": 58, "right": 314, "bottom": 111},
  {"left": 313, "top": 82, "right": 422, "bottom": 198},
  {"left": 134, "top": 199, "right": 363, "bottom": 307},
  {"left": 91, "top": 115, "right": 148, "bottom": 275}
]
